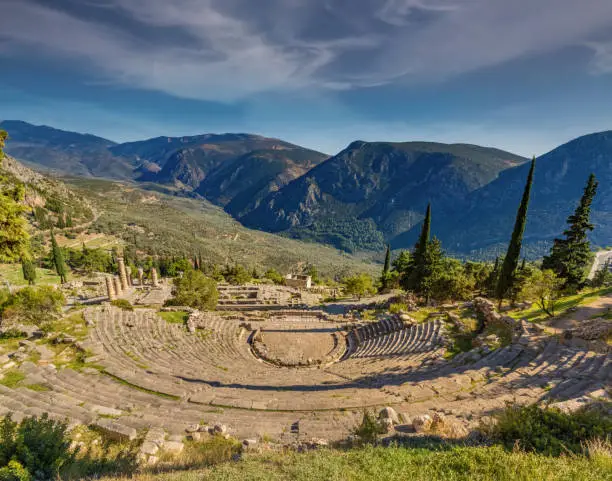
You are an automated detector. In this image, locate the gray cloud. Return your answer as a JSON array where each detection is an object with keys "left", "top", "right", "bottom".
[{"left": 2, "top": 0, "right": 612, "bottom": 101}]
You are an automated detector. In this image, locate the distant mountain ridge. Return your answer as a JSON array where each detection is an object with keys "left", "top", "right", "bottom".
[
  {"left": 2, "top": 120, "right": 611, "bottom": 258},
  {"left": 240, "top": 140, "right": 526, "bottom": 251}
]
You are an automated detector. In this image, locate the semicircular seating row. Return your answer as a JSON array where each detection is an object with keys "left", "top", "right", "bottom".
[{"left": 0, "top": 306, "right": 608, "bottom": 443}]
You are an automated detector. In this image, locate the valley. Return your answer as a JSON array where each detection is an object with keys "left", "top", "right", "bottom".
[{"left": 2, "top": 120, "right": 610, "bottom": 258}]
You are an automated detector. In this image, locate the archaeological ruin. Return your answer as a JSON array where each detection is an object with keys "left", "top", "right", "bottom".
[{"left": 1, "top": 276, "right": 610, "bottom": 456}]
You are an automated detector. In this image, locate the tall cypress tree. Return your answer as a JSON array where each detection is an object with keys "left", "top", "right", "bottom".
[
  {"left": 542, "top": 174, "right": 598, "bottom": 289},
  {"left": 383, "top": 244, "right": 391, "bottom": 275},
  {"left": 405, "top": 204, "right": 433, "bottom": 294},
  {"left": 380, "top": 244, "right": 392, "bottom": 290},
  {"left": 415, "top": 203, "right": 431, "bottom": 263},
  {"left": 21, "top": 257, "right": 37, "bottom": 285},
  {"left": 496, "top": 157, "right": 536, "bottom": 305},
  {"left": 50, "top": 230, "right": 68, "bottom": 283}
]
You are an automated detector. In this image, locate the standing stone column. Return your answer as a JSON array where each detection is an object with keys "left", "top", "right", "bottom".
[
  {"left": 114, "top": 276, "right": 123, "bottom": 296},
  {"left": 138, "top": 267, "right": 144, "bottom": 286},
  {"left": 126, "top": 266, "right": 133, "bottom": 286},
  {"left": 151, "top": 267, "right": 159, "bottom": 287},
  {"left": 105, "top": 276, "right": 116, "bottom": 301},
  {"left": 117, "top": 257, "right": 129, "bottom": 291}
]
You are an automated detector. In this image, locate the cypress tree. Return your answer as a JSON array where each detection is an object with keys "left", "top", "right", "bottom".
[
  {"left": 381, "top": 244, "right": 391, "bottom": 289},
  {"left": 496, "top": 157, "right": 536, "bottom": 305},
  {"left": 50, "top": 230, "right": 68, "bottom": 283},
  {"left": 21, "top": 257, "right": 37, "bottom": 285},
  {"left": 542, "top": 174, "right": 598, "bottom": 289},
  {"left": 383, "top": 244, "right": 391, "bottom": 275},
  {"left": 415, "top": 203, "right": 432, "bottom": 263}
]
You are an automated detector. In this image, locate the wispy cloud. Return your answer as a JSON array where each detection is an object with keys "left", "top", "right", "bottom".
[{"left": 2, "top": 0, "right": 612, "bottom": 101}]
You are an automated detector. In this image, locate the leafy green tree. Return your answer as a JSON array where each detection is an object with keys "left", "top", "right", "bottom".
[
  {"left": 520, "top": 269, "right": 563, "bottom": 317},
  {"left": 419, "top": 237, "right": 445, "bottom": 304},
  {"left": 264, "top": 268, "right": 285, "bottom": 285},
  {"left": 542, "top": 174, "right": 598, "bottom": 290},
  {"left": 49, "top": 231, "right": 68, "bottom": 283},
  {"left": 342, "top": 273, "right": 376, "bottom": 300},
  {"left": 431, "top": 258, "right": 474, "bottom": 302},
  {"left": 0, "top": 285, "right": 65, "bottom": 327},
  {"left": 21, "top": 258, "right": 36, "bottom": 285},
  {"left": 223, "top": 264, "right": 251, "bottom": 285},
  {"left": 496, "top": 157, "right": 536, "bottom": 305},
  {"left": 170, "top": 269, "right": 218, "bottom": 310},
  {"left": 0, "top": 131, "right": 30, "bottom": 263}
]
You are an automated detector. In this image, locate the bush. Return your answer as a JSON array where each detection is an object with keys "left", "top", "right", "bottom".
[
  {"left": 110, "top": 299, "right": 133, "bottom": 311},
  {"left": 264, "top": 268, "right": 285, "bottom": 285},
  {"left": 485, "top": 403, "right": 612, "bottom": 456},
  {"left": 352, "top": 410, "right": 386, "bottom": 445},
  {"left": 0, "top": 414, "right": 77, "bottom": 480},
  {"left": 389, "top": 303, "right": 408, "bottom": 314},
  {"left": 169, "top": 269, "right": 218, "bottom": 311},
  {"left": 0, "top": 286, "right": 65, "bottom": 327}
]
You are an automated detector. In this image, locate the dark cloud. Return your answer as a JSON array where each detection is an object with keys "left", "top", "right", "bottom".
[{"left": 2, "top": 0, "right": 612, "bottom": 101}]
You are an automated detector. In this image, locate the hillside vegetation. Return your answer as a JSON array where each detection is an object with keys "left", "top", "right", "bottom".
[{"left": 69, "top": 178, "right": 378, "bottom": 278}]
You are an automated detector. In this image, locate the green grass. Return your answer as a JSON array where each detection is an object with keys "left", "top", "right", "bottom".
[
  {"left": 99, "top": 445, "right": 611, "bottom": 481},
  {"left": 0, "top": 264, "right": 61, "bottom": 287},
  {"left": 158, "top": 311, "right": 189, "bottom": 325},
  {"left": 24, "top": 383, "right": 51, "bottom": 392},
  {"left": 0, "top": 369, "right": 26, "bottom": 388},
  {"left": 508, "top": 287, "right": 612, "bottom": 322}
]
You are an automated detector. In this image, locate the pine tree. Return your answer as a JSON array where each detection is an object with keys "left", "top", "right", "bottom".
[
  {"left": 496, "top": 157, "right": 536, "bottom": 305},
  {"left": 50, "top": 230, "right": 68, "bottom": 283},
  {"left": 56, "top": 214, "right": 66, "bottom": 229},
  {"left": 542, "top": 174, "right": 598, "bottom": 289},
  {"left": 66, "top": 213, "right": 73, "bottom": 228},
  {"left": 21, "top": 257, "right": 37, "bottom": 285}
]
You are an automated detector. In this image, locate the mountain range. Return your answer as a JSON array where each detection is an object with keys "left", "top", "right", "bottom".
[{"left": 1, "top": 119, "right": 610, "bottom": 258}]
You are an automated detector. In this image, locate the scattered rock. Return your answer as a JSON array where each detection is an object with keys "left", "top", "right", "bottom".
[
  {"left": 412, "top": 414, "right": 433, "bottom": 433},
  {"left": 213, "top": 424, "right": 227, "bottom": 434},
  {"left": 92, "top": 419, "right": 137, "bottom": 442},
  {"left": 140, "top": 441, "right": 159, "bottom": 456},
  {"left": 162, "top": 441, "right": 184, "bottom": 454},
  {"left": 378, "top": 406, "right": 400, "bottom": 425}
]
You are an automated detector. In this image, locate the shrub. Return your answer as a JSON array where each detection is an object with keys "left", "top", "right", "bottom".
[
  {"left": 0, "top": 460, "right": 31, "bottom": 481},
  {"left": 484, "top": 402, "right": 612, "bottom": 456},
  {"left": 264, "top": 268, "right": 285, "bottom": 285},
  {"left": 169, "top": 269, "right": 218, "bottom": 311},
  {"left": 110, "top": 299, "right": 134, "bottom": 311},
  {"left": 352, "top": 410, "right": 386, "bottom": 445},
  {"left": 389, "top": 303, "right": 408, "bottom": 314},
  {"left": 0, "top": 414, "right": 77, "bottom": 480},
  {"left": 0, "top": 286, "right": 65, "bottom": 327}
]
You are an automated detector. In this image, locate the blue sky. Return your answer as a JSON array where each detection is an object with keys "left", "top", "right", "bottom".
[{"left": 2, "top": 0, "right": 612, "bottom": 156}]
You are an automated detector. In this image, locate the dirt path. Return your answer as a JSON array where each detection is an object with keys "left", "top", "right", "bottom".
[{"left": 548, "top": 290, "right": 612, "bottom": 331}]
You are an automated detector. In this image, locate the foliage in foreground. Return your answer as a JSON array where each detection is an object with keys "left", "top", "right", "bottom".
[
  {"left": 483, "top": 403, "right": 612, "bottom": 456},
  {"left": 0, "top": 413, "right": 77, "bottom": 480}
]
